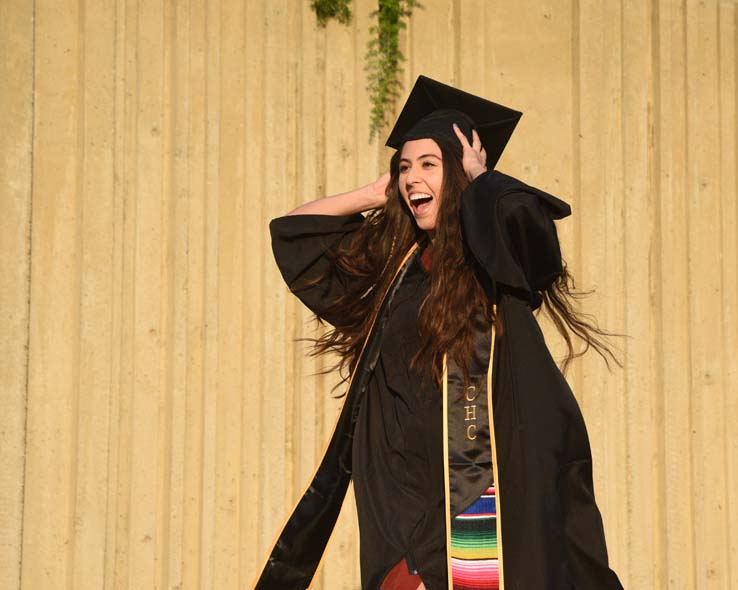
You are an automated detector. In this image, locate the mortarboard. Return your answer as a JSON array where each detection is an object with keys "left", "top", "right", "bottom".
[{"left": 385, "top": 75, "right": 522, "bottom": 170}]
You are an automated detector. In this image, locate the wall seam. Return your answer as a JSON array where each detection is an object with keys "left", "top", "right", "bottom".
[
  {"left": 570, "top": 0, "right": 582, "bottom": 401},
  {"left": 101, "top": 0, "right": 122, "bottom": 585},
  {"left": 723, "top": 8, "right": 738, "bottom": 581},
  {"left": 197, "top": 0, "right": 210, "bottom": 582},
  {"left": 68, "top": 0, "right": 88, "bottom": 585},
  {"left": 160, "top": 2, "right": 176, "bottom": 588},
  {"left": 618, "top": 0, "right": 631, "bottom": 579},
  {"left": 682, "top": 0, "right": 698, "bottom": 587},
  {"left": 715, "top": 2, "right": 732, "bottom": 583},
  {"left": 649, "top": 0, "right": 667, "bottom": 587},
  {"left": 18, "top": 0, "right": 37, "bottom": 586}
]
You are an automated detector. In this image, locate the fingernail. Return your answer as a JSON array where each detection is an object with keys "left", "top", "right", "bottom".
[{"left": 453, "top": 123, "right": 458, "bottom": 128}]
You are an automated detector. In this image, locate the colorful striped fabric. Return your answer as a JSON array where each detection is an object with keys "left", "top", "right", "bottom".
[{"left": 450, "top": 485, "right": 499, "bottom": 590}]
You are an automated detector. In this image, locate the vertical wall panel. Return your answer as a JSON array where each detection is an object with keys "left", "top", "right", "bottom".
[
  {"left": 687, "top": 3, "right": 730, "bottom": 588},
  {"left": 623, "top": 1, "right": 661, "bottom": 587},
  {"left": 575, "top": 0, "right": 629, "bottom": 576},
  {"left": 243, "top": 0, "right": 268, "bottom": 583},
  {"left": 103, "top": 0, "right": 128, "bottom": 586},
  {"left": 718, "top": 7, "right": 738, "bottom": 588},
  {"left": 241, "top": 0, "right": 265, "bottom": 583},
  {"left": 112, "top": 1, "right": 135, "bottom": 584},
  {"left": 1, "top": 1, "right": 737, "bottom": 589},
  {"left": 214, "top": 0, "right": 246, "bottom": 586},
  {"left": 180, "top": 0, "right": 208, "bottom": 586},
  {"left": 22, "top": 0, "right": 83, "bottom": 587},
  {"left": 407, "top": 0, "right": 456, "bottom": 83},
  {"left": 456, "top": 0, "right": 488, "bottom": 93},
  {"left": 72, "top": 0, "right": 117, "bottom": 587},
  {"left": 129, "top": 0, "right": 167, "bottom": 584},
  {"left": 656, "top": 1, "right": 695, "bottom": 587},
  {"left": 257, "top": 0, "right": 293, "bottom": 583},
  {"left": 0, "top": 1, "right": 33, "bottom": 588},
  {"left": 161, "top": 1, "right": 191, "bottom": 587},
  {"left": 199, "top": 0, "right": 223, "bottom": 586}
]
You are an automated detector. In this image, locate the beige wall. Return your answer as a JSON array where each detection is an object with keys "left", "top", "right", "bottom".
[{"left": 1, "top": 0, "right": 736, "bottom": 588}]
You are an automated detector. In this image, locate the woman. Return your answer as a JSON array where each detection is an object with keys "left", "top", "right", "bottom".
[{"left": 253, "top": 77, "right": 623, "bottom": 590}]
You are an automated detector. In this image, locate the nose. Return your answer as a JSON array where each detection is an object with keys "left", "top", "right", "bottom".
[{"left": 405, "top": 168, "right": 421, "bottom": 191}]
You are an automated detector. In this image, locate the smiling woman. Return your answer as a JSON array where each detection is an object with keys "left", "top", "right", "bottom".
[
  {"left": 253, "top": 76, "right": 623, "bottom": 590},
  {"left": 399, "top": 138, "right": 445, "bottom": 232}
]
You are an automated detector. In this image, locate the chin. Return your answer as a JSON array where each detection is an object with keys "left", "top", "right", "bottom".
[{"left": 416, "top": 219, "right": 437, "bottom": 232}]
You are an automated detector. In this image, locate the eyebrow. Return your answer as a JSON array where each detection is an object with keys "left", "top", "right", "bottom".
[{"left": 399, "top": 153, "right": 442, "bottom": 162}]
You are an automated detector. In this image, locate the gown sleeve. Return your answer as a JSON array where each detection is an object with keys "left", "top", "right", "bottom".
[
  {"left": 269, "top": 213, "right": 365, "bottom": 326},
  {"left": 460, "top": 170, "right": 571, "bottom": 310}
]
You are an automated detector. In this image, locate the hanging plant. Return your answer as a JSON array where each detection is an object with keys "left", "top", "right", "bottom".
[
  {"left": 365, "top": 0, "right": 420, "bottom": 140},
  {"left": 310, "top": 0, "right": 420, "bottom": 141},
  {"left": 310, "top": 0, "right": 353, "bottom": 26}
]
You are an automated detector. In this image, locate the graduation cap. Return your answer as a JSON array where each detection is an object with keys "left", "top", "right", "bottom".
[{"left": 385, "top": 75, "right": 522, "bottom": 170}]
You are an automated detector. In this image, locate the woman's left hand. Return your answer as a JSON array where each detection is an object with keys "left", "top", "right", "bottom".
[{"left": 453, "top": 124, "right": 487, "bottom": 181}]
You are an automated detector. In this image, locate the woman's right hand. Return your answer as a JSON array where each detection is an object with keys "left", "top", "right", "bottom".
[{"left": 367, "top": 171, "right": 391, "bottom": 208}]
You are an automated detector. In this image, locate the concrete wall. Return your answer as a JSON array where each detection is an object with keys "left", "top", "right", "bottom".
[{"left": 1, "top": 0, "right": 736, "bottom": 588}]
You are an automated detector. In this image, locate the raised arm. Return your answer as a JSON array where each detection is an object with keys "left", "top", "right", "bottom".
[{"left": 286, "top": 172, "right": 390, "bottom": 216}]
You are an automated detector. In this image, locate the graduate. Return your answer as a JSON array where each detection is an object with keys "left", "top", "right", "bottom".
[{"left": 254, "top": 76, "right": 623, "bottom": 590}]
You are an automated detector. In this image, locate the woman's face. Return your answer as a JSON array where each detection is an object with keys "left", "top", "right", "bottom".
[{"left": 398, "top": 138, "right": 444, "bottom": 233}]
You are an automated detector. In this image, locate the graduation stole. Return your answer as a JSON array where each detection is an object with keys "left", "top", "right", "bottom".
[{"left": 443, "top": 315, "right": 504, "bottom": 590}]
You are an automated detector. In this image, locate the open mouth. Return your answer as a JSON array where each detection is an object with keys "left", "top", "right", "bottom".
[{"left": 409, "top": 193, "right": 434, "bottom": 216}]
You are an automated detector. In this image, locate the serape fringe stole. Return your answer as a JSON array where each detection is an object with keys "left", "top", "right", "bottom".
[{"left": 450, "top": 485, "right": 499, "bottom": 590}]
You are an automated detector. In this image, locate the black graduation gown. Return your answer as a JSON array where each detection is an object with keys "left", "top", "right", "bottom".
[{"left": 254, "top": 170, "right": 623, "bottom": 590}]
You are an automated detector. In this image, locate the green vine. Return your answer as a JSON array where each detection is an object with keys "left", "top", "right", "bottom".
[
  {"left": 310, "top": 0, "right": 420, "bottom": 141},
  {"left": 310, "top": 0, "right": 353, "bottom": 27},
  {"left": 365, "top": 0, "right": 420, "bottom": 140}
]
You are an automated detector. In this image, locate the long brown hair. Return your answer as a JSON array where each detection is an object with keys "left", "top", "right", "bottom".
[
  {"left": 306, "top": 135, "right": 620, "bottom": 388},
  {"left": 539, "top": 264, "right": 623, "bottom": 374}
]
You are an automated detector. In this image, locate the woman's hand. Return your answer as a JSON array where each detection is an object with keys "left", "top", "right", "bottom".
[
  {"left": 367, "top": 171, "right": 390, "bottom": 208},
  {"left": 453, "top": 124, "right": 487, "bottom": 181}
]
